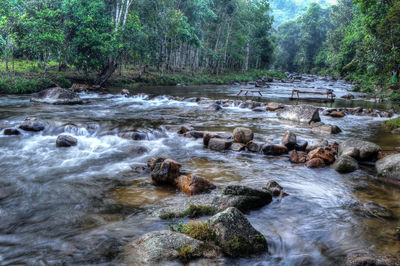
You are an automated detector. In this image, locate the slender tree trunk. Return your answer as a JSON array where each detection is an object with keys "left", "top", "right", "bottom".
[
  {"left": 11, "top": 44, "right": 15, "bottom": 74},
  {"left": 5, "top": 37, "right": 9, "bottom": 72},
  {"left": 244, "top": 41, "right": 250, "bottom": 72},
  {"left": 95, "top": 58, "right": 117, "bottom": 86}
]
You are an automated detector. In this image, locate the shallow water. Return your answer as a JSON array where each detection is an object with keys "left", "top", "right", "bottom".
[{"left": 0, "top": 76, "right": 399, "bottom": 265}]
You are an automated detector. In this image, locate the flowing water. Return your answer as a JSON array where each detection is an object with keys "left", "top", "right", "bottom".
[{"left": 0, "top": 76, "right": 399, "bottom": 265}]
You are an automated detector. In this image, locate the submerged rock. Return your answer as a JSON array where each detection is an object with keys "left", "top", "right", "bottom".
[
  {"left": 339, "top": 140, "right": 381, "bottom": 161},
  {"left": 232, "top": 127, "right": 253, "bottom": 144},
  {"left": 354, "top": 202, "right": 395, "bottom": 219},
  {"left": 125, "top": 230, "right": 221, "bottom": 264},
  {"left": 277, "top": 105, "right": 321, "bottom": 124},
  {"left": 3, "top": 128, "right": 20, "bottom": 135},
  {"left": 263, "top": 180, "right": 284, "bottom": 197},
  {"left": 31, "top": 87, "right": 82, "bottom": 104},
  {"left": 56, "top": 135, "right": 78, "bottom": 147},
  {"left": 19, "top": 117, "right": 46, "bottom": 132},
  {"left": 331, "top": 155, "right": 359, "bottom": 173},
  {"left": 376, "top": 153, "right": 400, "bottom": 182},
  {"left": 176, "top": 174, "right": 216, "bottom": 196},
  {"left": 209, "top": 207, "right": 267, "bottom": 257},
  {"left": 119, "top": 131, "right": 147, "bottom": 140}
]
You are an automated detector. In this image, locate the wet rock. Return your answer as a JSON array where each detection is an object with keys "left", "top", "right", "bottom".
[
  {"left": 341, "top": 93, "right": 355, "bottom": 100},
  {"left": 377, "top": 151, "right": 399, "bottom": 160},
  {"left": 305, "top": 158, "right": 326, "bottom": 168},
  {"left": 282, "top": 130, "right": 296, "bottom": 150},
  {"left": 120, "top": 89, "right": 130, "bottom": 97},
  {"left": 71, "top": 83, "right": 89, "bottom": 92},
  {"left": 3, "top": 128, "right": 20, "bottom": 135},
  {"left": 125, "top": 230, "right": 221, "bottom": 264},
  {"left": 31, "top": 87, "right": 82, "bottom": 104},
  {"left": 277, "top": 105, "right": 321, "bottom": 124},
  {"left": 184, "top": 97, "right": 200, "bottom": 102},
  {"left": 306, "top": 139, "right": 328, "bottom": 152},
  {"left": 330, "top": 111, "right": 345, "bottom": 118},
  {"left": 263, "top": 180, "right": 283, "bottom": 197},
  {"left": 247, "top": 141, "right": 264, "bottom": 152},
  {"left": 355, "top": 202, "right": 395, "bottom": 219},
  {"left": 252, "top": 107, "right": 266, "bottom": 112},
  {"left": 177, "top": 125, "right": 193, "bottom": 135},
  {"left": 56, "top": 135, "right": 78, "bottom": 147},
  {"left": 312, "top": 124, "right": 342, "bottom": 134},
  {"left": 119, "top": 131, "right": 147, "bottom": 140},
  {"left": 290, "top": 150, "right": 307, "bottom": 163},
  {"left": 207, "top": 103, "right": 222, "bottom": 111},
  {"left": 19, "top": 117, "right": 46, "bottom": 132},
  {"left": 127, "top": 146, "right": 149, "bottom": 156},
  {"left": 266, "top": 102, "right": 284, "bottom": 111},
  {"left": 376, "top": 154, "right": 400, "bottom": 182},
  {"left": 209, "top": 207, "right": 268, "bottom": 257},
  {"left": 308, "top": 147, "right": 335, "bottom": 164},
  {"left": 331, "top": 155, "right": 359, "bottom": 173},
  {"left": 203, "top": 132, "right": 221, "bottom": 146},
  {"left": 189, "top": 131, "right": 205, "bottom": 138},
  {"left": 208, "top": 138, "right": 232, "bottom": 151},
  {"left": 346, "top": 253, "right": 399, "bottom": 266},
  {"left": 222, "top": 185, "right": 272, "bottom": 211},
  {"left": 232, "top": 127, "right": 253, "bottom": 144},
  {"left": 295, "top": 140, "right": 308, "bottom": 151},
  {"left": 339, "top": 140, "right": 381, "bottom": 161},
  {"left": 262, "top": 144, "right": 288, "bottom": 156},
  {"left": 176, "top": 174, "right": 216, "bottom": 196},
  {"left": 150, "top": 157, "right": 181, "bottom": 185},
  {"left": 230, "top": 143, "right": 246, "bottom": 152}
]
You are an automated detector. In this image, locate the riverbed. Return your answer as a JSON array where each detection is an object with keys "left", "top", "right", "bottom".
[{"left": 0, "top": 76, "right": 399, "bottom": 265}]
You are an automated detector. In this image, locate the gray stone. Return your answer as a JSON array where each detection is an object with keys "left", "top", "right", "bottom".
[
  {"left": 306, "top": 139, "right": 328, "bottom": 152},
  {"left": 230, "top": 143, "right": 246, "bottom": 152},
  {"left": 282, "top": 130, "right": 296, "bottom": 149},
  {"left": 31, "top": 87, "right": 82, "bottom": 104},
  {"left": 222, "top": 185, "right": 272, "bottom": 211},
  {"left": 312, "top": 124, "right": 342, "bottom": 134},
  {"left": 209, "top": 207, "right": 267, "bottom": 257},
  {"left": 247, "top": 141, "right": 264, "bottom": 152},
  {"left": 339, "top": 140, "right": 381, "bottom": 161},
  {"left": 150, "top": 157, "right": 181, "bottom": 185},
  {"left": 262, "top": 144, "right": 288, "bottom": 155},
  {"left": 263, "top": 180, "right": 283, "bottom": 197},
  {"left": 232, "top": 127, "right": 253, "bottom": 144},
  {"left": 19, "top": 117, "right": 46, "bottom": 132},
  {"left": 376, "top": 154, "right": 400, "bottom": 182},
  {"left": 346, "top": 253, "right": 399, "bottom": 266},
  {"left": 331, "top": 155, "right": 359, "bottom": 173},
  {"left": 208, "top": 138, "right": 232, "bottom": 151},
  {"left": 56, "top": 135, "right": 78, "bottom": 147},
  {"left": 277, "top": 105, "right": 320, "bottom": 124}
]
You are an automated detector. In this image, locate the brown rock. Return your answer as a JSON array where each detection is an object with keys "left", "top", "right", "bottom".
[
  {"left": 71, "top": 83, "right": 89, "bottom": 92},
  {"left": 305, "top": 158, "right": 326, "bottom": 168},
  {"left": 177, "top": 125, "right": 193, "bottom": 135},
  {"left": 208, "top": 138, "right": 232, "bottom": 151},
  {"left": 290, "top": 150, "right": 307, "bottom": 163},
  {"left": 308, "top": 147, "right": 335, "bottom": 164},
  {"left": 266, "top": 102, "right": 284, "bottom": 111},
  {"left": 121, "top": 89, "right": 130, "bottom": 96},
  {"left": 3, "top": 128, "right": 20, "bottom": 135},
  {"left": 233, "top": 127, "right": 254, "bottom": 144},
  {"left": 262, "top": 144, "right": 288, "bottom": 155},
  {"left": 282, "top": 130, "right": 296, "bottom": 150},
  {"left": 230, "top": 142, "right": 246, "bottom": 152},
  {"left": 203, "top": 132, "right": 221, "bottom": 146},
  {"left": 150, "top": 157, "right": 181, "bottom": 185},
  {"left": 176, "top": 174, "right": 216, "bottom": 196},
  {"left": 247, "top": 141, "right": 264, "bottom": 152},
  {"left": 330, "top": 111, "right": 345, "bottom": 118}
]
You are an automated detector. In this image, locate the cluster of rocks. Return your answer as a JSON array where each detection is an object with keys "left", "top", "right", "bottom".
[
  {"left": 147, "top": 156, "right": 216, "bottom": 196},
  {"left": 31, "top": 87, "right": 83, "bottom": 105},
  {"left": 323, "top": 107, "right": 393, "bottom": 118}
]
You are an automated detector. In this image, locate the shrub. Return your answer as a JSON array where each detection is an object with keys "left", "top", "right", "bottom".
[{"left": 181, "top": 220, "right": 214, "bottom": 241}]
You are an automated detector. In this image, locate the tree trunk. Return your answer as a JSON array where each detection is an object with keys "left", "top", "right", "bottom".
[
  {"left": 11, "top": 44, "right": 15, "bottom": 74},
  {"left": 244, "top": 40, "right": 250, "bottom": 72},
  {"left": 95, "top": 58, "right": 117, "bottom": 86}
]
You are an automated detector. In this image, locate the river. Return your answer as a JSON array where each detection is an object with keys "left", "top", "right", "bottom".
[{"left": 0, "top": 75, "right": 399, "bottom": 265}]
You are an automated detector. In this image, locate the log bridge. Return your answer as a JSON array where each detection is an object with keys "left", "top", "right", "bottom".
[
  {"left": 237, "top": 89, "right": 262, "bottom": 96},
  {"left": 290, "top": 89, "right": 335, "bottom": 102}
]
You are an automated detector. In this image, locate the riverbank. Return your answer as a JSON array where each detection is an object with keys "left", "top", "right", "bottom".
[{"left": 0, "top": 62, "right": 286, "bottom": 94}]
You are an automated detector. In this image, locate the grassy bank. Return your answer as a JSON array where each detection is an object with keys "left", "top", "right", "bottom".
[{"left": 0, "top": 61, "right": 286, "bottom": 94}]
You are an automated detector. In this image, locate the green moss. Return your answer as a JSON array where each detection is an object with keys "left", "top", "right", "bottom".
[
  {"left": 181, "top": 220, "right": 214, "bottom": 241},
  {"left": 177, "top": 244, "right": 194, "bottom": 263},
  {"left": 224, "top": 235, "right": 253, "bottom": 256},
  {"left": 159, "top": 205, "right": 217, "bottom": 220},
  {"left": 383, "top": 117, "right": 400, "bottom": 130}
]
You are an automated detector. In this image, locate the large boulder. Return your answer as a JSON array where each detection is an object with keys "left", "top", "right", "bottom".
[
  {"left": 208, "top": 138, "right": 232, "bottom": 151},
  {"left": 262, "top": 144, "right": 288, "bottom": 155},
  {"left": 376, "top": 154, "right": 400, "bottom": 182},
  {"left": 339, "top": 140, "right": 381, "bottom": 161},
  {"left": 281, "top": 130, "right": 296, "bottom": 150},
  {"left": 209, "top": 207, "right": 268, "bottom": 256},
  {"left": 222, "top": 185, "right": 272, "bottom": 211},
  {"left": 150, "top": 157, "right": 181, "bottom": 185},
  {"left": 232, "top": 127, "right": 253, "bottom": 144},
  {"left": 176, "top": 174, "right": 216, "bottom": 196},
  {"left": 277, "top": 105, "right": 320, "bottom": 124},
  {"left": 19, "top": 117, "right": 46, "bottom": 132},
  {"left": 31, "top": 87, "right": 82, "bottom": 105},
  {"left": 125, "top": 230, "right": 221, "bottom": 264},
  {"left": 332, "top": 155, "right": 359, "bottom": 173},
  {"left": 56, "top": 135, "right": 78, "bottom": 147}
]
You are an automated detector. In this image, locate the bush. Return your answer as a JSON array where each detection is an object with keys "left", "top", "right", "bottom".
[
  {"left": 0, "top": 75, "right": 53, "bottom": 94},
  {"left": 383, "top": 117, "right": 400, "bottom": 130}
]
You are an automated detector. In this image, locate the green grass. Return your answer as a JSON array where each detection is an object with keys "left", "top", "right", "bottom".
[
  {"left": 181, "top": 220, "right": 214, "bottom": 241},
  {"left": 0, "top": 75, "right": 53, "bottom": 94},
  {"left": 383, "top": 116, "right": 400, "bottom": 130},
  {"left": 177, "top": 244, "right": 195, "bottom": 262}
]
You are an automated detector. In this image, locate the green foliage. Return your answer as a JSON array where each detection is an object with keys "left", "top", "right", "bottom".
[
  {"left": 224, "top": 235, "right": 253, "bottom": 255},
  {"left": 177, "top": 244, "right": 194, "bottom": 263},
  {"left": 0, "top": 75, "right": 52, "bottom": 94},
  {"left": 181, "top": 220, "right": 214, "bottom": 241},
  {"left": 383, "top": 116, "right": 400, "bottom": 130}
]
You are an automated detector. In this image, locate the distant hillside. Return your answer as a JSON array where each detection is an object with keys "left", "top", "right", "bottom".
[{"left": 270, "top": 0, "right": 334, "bottom": 26}]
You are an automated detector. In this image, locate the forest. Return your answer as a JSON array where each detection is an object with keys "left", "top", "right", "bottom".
[{"left": 0, "top": 0, "right": 399, "bottom": 94}]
